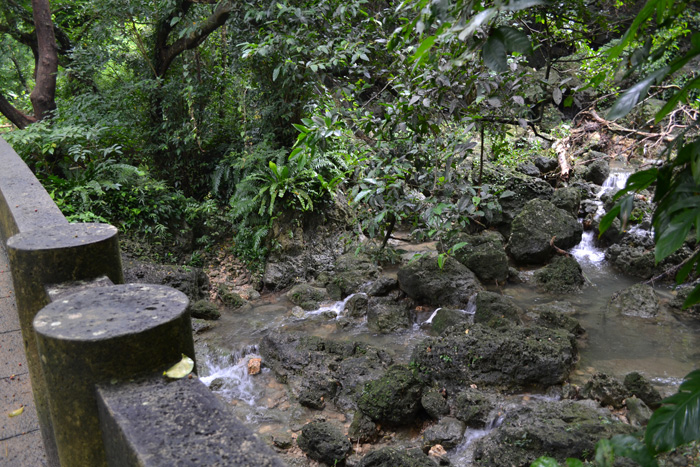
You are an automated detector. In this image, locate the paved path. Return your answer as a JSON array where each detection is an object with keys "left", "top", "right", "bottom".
[{"left": 0, "top": 243, "right": 46, "bottom": 466}]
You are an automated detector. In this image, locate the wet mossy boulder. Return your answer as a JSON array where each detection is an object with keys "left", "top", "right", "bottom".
[
  {"left": 452, "top": 388, "right": 499, "bottom": 428},
  {"left": 358, "top": 447, "right": 436, "bottom": 467},
  {"left": 474, "top": 291, "right": 524, "bottom": 328},
  {"left": 410, "top": 324, "right": 576, "bottom": 392},
  {"left": 584, "top": 159, "right": 611, "bottom": 185},
  {"left": 605, "top": 243, "right": 655, "bottom": 279},
  {"left": 624, "top": 372, "right": 661, "bottom": 408},
  {"left": 344, "top": 293, "right": 369, "bottom": 318},
  {"left": 287, "top": 283, "right": 330, "bottom": 310},
  {"left": 472, "top": 399, "right": 635, "bottom": 466},
  {"left": 331, "top": 253, "right": 380, "bottom": 298},
  {"left": 422, "top": 416, "right": 465, "bottom": 450},
  {"left": 421, "top": 388, "right": 449, "bottom": 419},
  {"left": 445, "top": 231, "right": 510, "bottom": 283},
  {"left": 397, "top": 254, "right": 483, "bottom": 308},
  {"left": 189, "top": 300, "right": 221, "bottom": 320},
  {"left": 608, "top": 283, "right": 659, "bottom": 318},
  {"left": 529, "top": 304, "right": 584, "bottom": 336},
  {"left": 357, "top": 364, "right": 424, "bottom": 426},
  {"left": 534, "top": 156, "right": 558, "bottom": 173},
  {"left": 297, "top": 373, "right": 339, "bottom": 410},
  {"left": 551, "top": 187, "right": 581, "bottom": 216},
  {"left": 348, "top": 411, "right": 379, "bottom": 443},
  {"left": 534, "top": 256, "right": 585, "bottom": 293},
  {"left": 216, "top": 283, "right": 246, "bottom": 308},
  {"left": 297, "top": 421, "right": 351, "bottom": 466},
  {"left": 496, "top": 175, "right": 555, "bottom": 230},
  {"left": 517, "top": 161, "right": 541, "bottom": 177},
  {"left": 367, "top": 296, "right": 413, "bottom": 334},
  {"left": 367, "top": 276, "right": 398, "bottom": 296},
  {"left": 431, "top": 308, "right": 472, "bottom": 335},
  {"left": 122, "top": 257, "right": 210, "bottom": 301},
  {"left": 507, "top": 199, "right": 583, "bottom": 265},
  {"left": 581, "top": 372, "right": 629, "bottom": 409}
]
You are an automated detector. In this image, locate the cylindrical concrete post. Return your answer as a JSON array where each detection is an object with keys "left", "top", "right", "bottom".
[
  {"left": 6, "top": 223, "right": 123, "bottom": 465},
  {"left": 34, "top": 284, "right": 195, "bottom": 467}
]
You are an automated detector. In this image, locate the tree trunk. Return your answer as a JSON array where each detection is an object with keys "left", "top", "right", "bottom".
[
  {"left": 0, "top": 94, "right": 36, "bottom": 129},
  {"left": 29, "top": 0, "right": 58, "bottom": 120}
]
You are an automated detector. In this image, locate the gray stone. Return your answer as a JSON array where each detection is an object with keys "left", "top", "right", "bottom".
[
  {"left": 534, "top": 156, "right": 558, "bottom": 173},
  {"left": 507, "top": 199, "right": 583, "bottom": 264},
  {"left": 446, "top": 230, "right": 509, "bottom": 283},
  {"left": 190, "top": 299, "right": 220, "bottom": 320},
  {"left": 287, "top": 283, "right": 330, "bottom": 310},
  {"left": 551, "top": 187, "right": 581, "bottom": 216},
  {"left": 357, "top": 364, "right": 423, "bottom": 426},
  {"left": 422, "top": 416, "right": 465, "bottom": 450},
  {"left": 216, "top": 283, "right": 246, "bottom": 308},
  {"left": 431, "top": 308, "right": 472, "bottom": 334},
  {"left": 534, "top": 256, "right": 585, "bottom": 293},
  {"left": 581, "top": 372, "right": 629, "bottom": 409},
  {"left": 624, "top": 372, "right": 662, "bottom": 408},
  {"left": 367, "top": 276, "right": 398, "bottom": 296},
  {"left": 297, "top": 421, "right": 351, "bottom": 466},
  {"left": 421, "top": 388, "right": 449, "bottom": 419},
  {"left": 397, "top": 254, "right": 483, "bottom": 308},
  {"left": 517, "top": 162, "right": 541, "bottom": 177},
  {"left": 344, "top": 293, "right": 369, "bottom": 318},
  {"left": 332, "top": 253, "right": 380, "bottom": 297},
  {"left": 584, "top": 159, "right": 611, "bottom": 185},
  {"left": 608, "top": 283, "right": 659, "bottom": 318},
  {"left": 626, "top": 396, "right": 653, "bottom": 427},
  {"left": 348, "top": 411, "right": 379, "bottom": 443},
  {"left": 122, "top": 257, "right": 209, "bottom": 302},
  {"left": 497, "top": 175, "right": 555, "bottom": 230},
  {"left": 367, "top": 296, "right": 413, "bottom": 334},
  {"left": 452, "top": 388, "right": 499, "bottom": 428},
  {"left": 358, "top": 447, "right": 436, "bottom": 467},
  {"left": 606, "top": 244, "right": 655, "bottom": 279},
  {"left": 474, "top": 291, "right": 523, "bottom": 328}
]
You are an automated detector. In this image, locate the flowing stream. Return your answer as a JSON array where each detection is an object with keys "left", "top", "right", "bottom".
[{"left": 195, "top": 166, "right": 700, "bottom": 464}]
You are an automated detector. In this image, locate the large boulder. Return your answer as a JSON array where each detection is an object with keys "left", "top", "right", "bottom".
[
  {"left": 624, "top": 372, "right": 662, "bottom": 408},
  {"left": 367, "top": 296, "right": 413, "bottom": 334},
  {"left": 446, "top": 231, "right": 510, "bottom": 283},
  {"left": 551, "top": 186, "right": 581, "bottom": 216},
  {"left": 507, "top": 199, "right": 583, "bottom": 264},
  {"left": 357, "top": 364, "right": 424, "bottom": 426},
  {"left": 122, "top": 257, "right": 209, "bottom": 301},
  {"left": 358, "top": 447, "right": 436, "bottom": 467},
  {"left": 397, "top": 254, "right": 483, "bottom": 308},
  {"left": 287, "top": 283, "right": 330, "bottom": 310},
  {"left": 581, "top": 372, "right": 629, "bottom": 409},
  {"left": 496, "top": 175, "right": 555, "bottom": 231},
  {"left": 430, "top": 308, "right": 472, "bottom": 334},
  {"left": 452, "top": 388, "right": 500, "bottom": 428},
  {"left": 410, "top": 324, "right": 576, "bottom": 392},
  {"left": 607, "top": 283, "right": 659, "bottom": 318},
  {"left": 584, "top": 159, "right": 611, "bottom": 185},
  {"left": 330, "top": 253, "right": 381, "bottom": 298},
  {"left": 472, "top": 399, "right": 635, "bottom": 466},
  {"left": 605, "top": 243, "right": 655, "bottom": 279},
  {"left": 297, "top": 421, "right": 351, "bottom": 466},
  {"left": 474, "top": 291, "right": 524, "bottom": 328},
  {"left": 534, "top": 256, "right": 585, "bottom": 293},
  {"left": 422, "top": 416, "right": 465, "bottom": 450}
]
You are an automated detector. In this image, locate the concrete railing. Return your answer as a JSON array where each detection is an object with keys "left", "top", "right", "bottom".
[{"left": 0, "top": 137, "right": 284, "bottom": 467}]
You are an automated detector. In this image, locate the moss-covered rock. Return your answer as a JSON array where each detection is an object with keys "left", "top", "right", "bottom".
[
  {"left": 534, "top": 256, "right": 585, "bottom": 293},
  {"left": 297, "top": 421, "right": 351, "bottom": 466},
  {"left": 357, "top": 447, "right": 436, "bottom": 467},
  {"left": 357, "top": 364, "right": 424, "bottom": 426},
  {"left": 474, "top": 291, "right": 524, "bottom": 328},
  {"left": 287, "top": 283, "right": 330, "bottom": 310},
  {"left": 445, "top": 230, "right": 510, "bottom": 283},
  {"left": 189, "top": 300, "right": 221, "bottom": 320}
]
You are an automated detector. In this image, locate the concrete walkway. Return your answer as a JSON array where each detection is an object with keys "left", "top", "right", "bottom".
[{"left": 0, "top": 243, "right": 46, "bottom": 466}]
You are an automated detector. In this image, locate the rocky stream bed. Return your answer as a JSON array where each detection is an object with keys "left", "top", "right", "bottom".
[{"left": 125, "top": 157, "right": 700, "bottom": 466}]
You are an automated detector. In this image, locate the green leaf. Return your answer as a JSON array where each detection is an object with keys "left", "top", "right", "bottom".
[
  {"left": 607, "top": 66, "right": 668, "bottom": 121},
  {"left": 410, "top": 35, "right": 436, "bottom": 64},
  {"left": 564, "top": 459, "right": 584, "bottom": 467},
  {"left": 530, "top": 457, "right": 560, "bottom": 467},
  {"left": 8, "top": 406, "right": 24, "bottom": 418},
  {"left": 598, "top": 203, "right": 622, "bottom": 236},
  {"left": 450, "top": 241, "right": 469, "bottom": 253},
  {"left": 607, "top": 0, "right": 660, "bottom": 59},
  {"left": 656, "top": 75, "right": 700, "bottom": 123},
  {"left": 645, "top": 370, "right": 700, "bottom": 454},
  {"left": 676, "top": 250, "right": 700, "bottom": 284},
  {"left": 273, "top": 66, "right": 281, "bottom": 82},
  {"left": 437, "top": 253, "right": 446, "bottom": 270},
  {"left": 609, "top": 434, "right": 657, "bottom": 467},
  {"left": 163, "top": 354, "right": 195, "bottom": 379},
  {"left": 496, "top": 26, "right": 533, "bottom": 55},
  {"left": 682, "top": 284, "right": 700, "bottom": 308},
  {"left": 482, "top": 35, "right": 507, "bottom": 73},
  {"left": 595, "top": 438, "right": 615, "bottom": 467},
  {"left": 656, "top": 217, "right": 693, "bottom": 263},
  {"left": 460, "top": 8, "right": 497, "bottom": 41}
]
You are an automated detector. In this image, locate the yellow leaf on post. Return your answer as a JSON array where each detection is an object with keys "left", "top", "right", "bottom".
[
  {"left": 163, "top": 354, "right": 194, "bottom": 379},
  {"left": 8, "top": 406, "right": 24, "bottom": 417}
]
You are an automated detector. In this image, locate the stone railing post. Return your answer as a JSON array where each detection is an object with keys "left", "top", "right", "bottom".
[{"left": 6, "top": 223, "right": 123, "bottom": 466}]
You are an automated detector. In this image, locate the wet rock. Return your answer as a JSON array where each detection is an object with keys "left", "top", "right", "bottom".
[
  {"left": 605, "top": 243, "right": 655, "bottom": 279},
  {"left": 581, "top": 372, "right": 629, "bottom": 409},
  {"left": 421, "top": 388, "right": 450, "bottom": 419},
  {"left": 474, "top": 291, "right": 524, "bottom": 328},
  {"left": 530, "top": 305, "right": 584, "bottom": 336},
  {"left": 367, "top": 276, "right": 398, "bottom": 296},
  {"left": 534, "top": 256, "right": 585, "bottom": 293},
  {"left": 507, "top": 199, "right": 583, "bottom": 265},
  {"left": 445, "top": 231, "right": 509, "bottom": 283},
  {"left": 348, "top": 411, "right": 379, "bottom": 443},
  {"left": 397, "top": 254, "right": 483, "bottom": 308},
  {"left": 298, "top": 373, "right": 338, "bottom": 410},
  {"left": 584, "top": 159, "right": 611, "bottom": 185},
  {"left": 332, "top": 253, "right": 380, "bottom": 298},
  {"left": 597, "top": 216, "right": 624, "bottom": 245},
  {"left": 287, "top": 283, "right": 330, "bottom": 310},
  {"left": 367, "top": 296, "right": 413, "bottom": 334},
  {"left": 357, "top": 364, "right": 424, "bottom": 426},
  {"left": 472, "top": 399, "right": 635, "bottom": 466},
  {"left": 411, "top": 324, "right": 576, "bottom": 392},
  {"left": 344, "top": 293, "right": 369, "bottom": 318},
  {"left": 626, "top": 396, "right": 653, "bottom": 427},
  {"left": 624, "top": 372, "right": 662, "bottom": 408},
  {"left": 422, "top": 417, "right": 465, "bottom": 450},
  {"left": 431, "top": 308, "right": 472, "bottom": 335},
  {"left": 452, "top": 388, "right": 499, "bottom": 428},
  {"left": 122, "top": 256, "right": 209, "bottom": 301},
  {"left": 529, "top": 301, "right": 576, "bottom": 315},
  {"left": 551, "top": 187, "right": 581, "bottom": 217},
  {"left": 496, "top": 175, "right": 555, "bottom": 231},
  {"left": 358, "top": 447, "right": 436, "bottom": 467},
  {"left": 189, "top": 300, "right": 220, "bottom": 320},
  {"left": 297, "top": 421, "right": 351, "bottom": 466},
  {"left": 216, "top": 284, "right": 246, "bottom": 308},
  {"left": 270, "top": 430, "right": 294, "bottom": 450},
  {"left": 517, "top": 161, "right": 541, "bottom": 177},
  {"left": 608, "top": 283, "right": 659, "bottom": 318},
  {"left": 534, "top": 156, "right": 558, "bottom": 173}
]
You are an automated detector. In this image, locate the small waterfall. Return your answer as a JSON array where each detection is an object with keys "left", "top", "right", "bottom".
[
  {"left": 200, "top": 345, "right": 262, "bottom": 409},
  {"left": 448, "top": 408, "right": 506, "bottom": 464},
  {"left": 423, "top": 295, "right": 477, "bottom": 325},
  {"left": 303, "top": 293, "right": 367, "bottom": 319}
]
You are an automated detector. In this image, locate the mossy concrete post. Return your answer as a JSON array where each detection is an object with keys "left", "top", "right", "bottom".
[
  {"left": 6, "top": 223, "right": 123, "bottom": 466},
  {"left": 33, "top": 284, "right": 195, "bottom": 467}
]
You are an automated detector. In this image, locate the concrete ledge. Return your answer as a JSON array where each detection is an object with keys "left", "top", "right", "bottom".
[
  {"left": 0, "top": 137, "right": 66, "bottom": 243},
  {"left": 34, "top": 284, "right": 195, "bottom": 467},
  {"left": 97, "top": 376, "right": 286, "bottom": 467}
]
